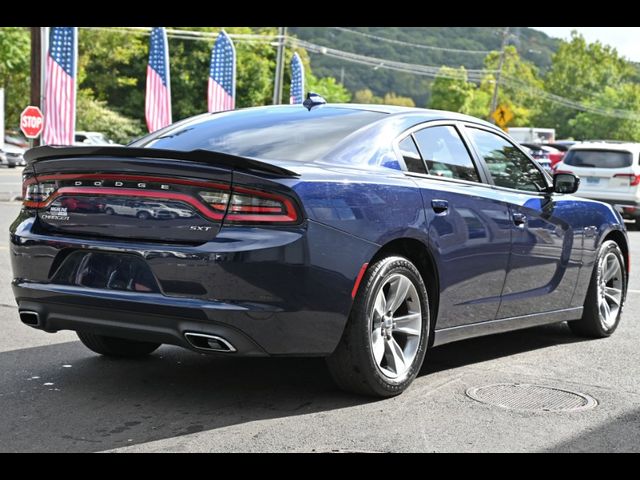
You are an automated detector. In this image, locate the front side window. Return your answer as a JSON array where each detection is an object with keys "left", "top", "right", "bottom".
[
  {"left": 412, "top": 126, "right": 480, "bottom": 182},
  {"left": 467, "top": 128, "right": 547, "bottom": 192}
]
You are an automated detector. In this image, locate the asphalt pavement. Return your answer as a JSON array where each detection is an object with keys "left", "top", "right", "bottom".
[
  {"left": 0, "top": 167, "right": 24, "bottom": 202},
  {"left": 0, "top": 201, "right": 638, "bottom": 452}
]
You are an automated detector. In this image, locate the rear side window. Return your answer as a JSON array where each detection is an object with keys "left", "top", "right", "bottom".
[
  {"left": 564, "top": 149, "right": 633, "bottom": 169},
  {"left": 398, "top": 136, "right": 427, "bottom": 174},
  {"left": 412, "top": 126, "right": 480, "bottom": 182}
]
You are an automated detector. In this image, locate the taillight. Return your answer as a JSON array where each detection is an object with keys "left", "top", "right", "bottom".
[
  {"left": 613, "top": 173, "right": 640, "bottom": 186},
  {"left": 22, "top": 179, "right": 57, "bottom": 207},
  {"left": 199, "top": 186, "right": 299, "bottom": 224}
]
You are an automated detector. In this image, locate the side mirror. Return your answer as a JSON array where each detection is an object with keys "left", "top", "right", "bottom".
[{"left": 553, "top": 173, "right": 580, "bottom": 194}]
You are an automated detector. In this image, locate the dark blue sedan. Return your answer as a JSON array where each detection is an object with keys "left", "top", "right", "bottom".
[{"left": 11, "top": 103, "right": 629, "bottom": 397}]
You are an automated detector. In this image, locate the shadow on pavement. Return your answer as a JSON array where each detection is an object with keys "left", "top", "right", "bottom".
[
  {"left": 0, "top": 321, "right": 586, "bottom": 452},
  {"left": 546, "top": 407, "right": 640, "bottom": 452},
  {"left": 422, "top": 321, "right": 585, "bottom": 374}
]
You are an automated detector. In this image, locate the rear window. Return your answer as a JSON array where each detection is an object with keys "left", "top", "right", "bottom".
[
  {"left": 564, "top": 149, "right": 633, "bottom": 169},
  {"left": 132, "top": 107, "right": 386, "bottom": 163}
]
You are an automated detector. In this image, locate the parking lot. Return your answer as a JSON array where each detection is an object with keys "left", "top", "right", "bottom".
[{"left": 0, "top": 200, "right": 638, "bottom": 453}]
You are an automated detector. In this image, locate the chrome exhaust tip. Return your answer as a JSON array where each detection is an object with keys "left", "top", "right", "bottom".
[
  {"left": 19, "top": 310, "right": 40, "bottom": 327},
  {"left": 184, "top": 332, "right": 237, "bottom": 353}
]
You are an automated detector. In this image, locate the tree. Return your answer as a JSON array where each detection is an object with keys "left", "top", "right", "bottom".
[
  {"left": 76, "top": 89, "right": 144, "bottom": 144},
  {"left": 0, "top": 27, "right": 30, "bottom": 130},
  {"left": 429, "top": 66, "right": 475, "bottom": 112},
  {"left": 568, "top": 84, "right": 640, "bottom": 141},
  {"left": 465, "top": 46, "right": 542, "bottom": 126},
  {"left": 283, "top": 48, "right": 350, "bottom": 104},
  {"left": 534, "top": 31, "right": 636, "bottom": 137},
  {"left": 382, "top": 92, "right": 415, "bottom": 107}
]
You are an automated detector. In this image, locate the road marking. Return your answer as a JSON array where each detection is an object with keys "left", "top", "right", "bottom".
[{"left": 628, "top": 289, "right": 640, "bottom": 294}]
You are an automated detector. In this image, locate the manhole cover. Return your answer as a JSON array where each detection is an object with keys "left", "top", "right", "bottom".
[{"left": 466, "top": 383, "right": 597, "bottom": 412}]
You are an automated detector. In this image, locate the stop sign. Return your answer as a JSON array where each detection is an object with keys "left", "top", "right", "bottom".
[{"left": 20, "top": 106, "right": 44, "bottom": 139}]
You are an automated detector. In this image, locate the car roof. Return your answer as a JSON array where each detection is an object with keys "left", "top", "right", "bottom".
[
  {"left": 308, "top": 103, "right": 495, "bottom": 127},
  {"left": 569, "top": 141, "right": 640, "bottom": 152}
]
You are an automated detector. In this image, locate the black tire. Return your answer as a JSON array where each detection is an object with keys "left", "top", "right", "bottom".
[
  {"left": 568, "top": 240, "right": 626, "bottom": 338},
  {"left": 326, "top": 256, "right": 430, "bottom": 397},
  {"left": 104, "top": 207, "right": 114, "bottom": 215},
  {"left": 136, "top": 211, "right": 150, "bottom": 220},
  {"left": 77, "top": 331, "right": 161, "bottom": 357},
  {"left": 8, "top": 164, "right": 15, "bottom": 169}
]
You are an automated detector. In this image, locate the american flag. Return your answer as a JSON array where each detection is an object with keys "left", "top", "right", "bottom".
[
  {"left": 145, "top": 27, "right": 172, "bottom": 133},
  {"left": 208, "top": 30, "right": 236, "bottom": 113},
  {"left": 42, "top": 27, "right": 77, "bottom": 145},
  {"left": 289, "top": 52, "right": 305, "bottom": 104}
]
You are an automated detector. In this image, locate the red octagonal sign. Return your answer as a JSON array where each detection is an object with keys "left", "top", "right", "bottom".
[{"left": 20, "top": 106, "right": 44, "bottom": 139}]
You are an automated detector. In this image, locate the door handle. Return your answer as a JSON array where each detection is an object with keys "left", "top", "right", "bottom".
[
  {"left": 512, "top": 212, "right": 527, "bottom": 227},
  {"left": 431, "top": 199, "right": 449, "bottom": 215}
]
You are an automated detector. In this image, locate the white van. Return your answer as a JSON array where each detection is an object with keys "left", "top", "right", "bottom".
[{"left": 554, "top": 141, "right": 640, "bottom": 227}]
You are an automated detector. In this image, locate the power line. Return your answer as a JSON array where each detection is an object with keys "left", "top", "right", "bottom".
[{"left": 331, "top": 27, "right": 492, "bottom": 55}]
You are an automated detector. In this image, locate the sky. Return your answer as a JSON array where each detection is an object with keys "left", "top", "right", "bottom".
[{"left": 532, "top": 27, "right": 640, "bottom": 62}]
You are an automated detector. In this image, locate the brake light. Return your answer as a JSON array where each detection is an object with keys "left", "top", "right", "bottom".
[
  {"left": 22, "top": 179, "right": 57, "bottom": 207},
  {"left": 199, "top": 186, "right": 299, "bottom": 224},
  {"left": 613, "top": 173, "right": 640, "bottom": 186}
]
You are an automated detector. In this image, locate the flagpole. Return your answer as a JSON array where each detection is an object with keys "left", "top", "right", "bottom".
[{"left": 272, "top": 27, "right": 286, "bottom": 105}]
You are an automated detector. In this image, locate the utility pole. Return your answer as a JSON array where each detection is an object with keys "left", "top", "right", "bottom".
[
  {"left": 272, "top": 26, "right": 287, "bottom": 105},
  {"left": 30, "top": 27, "right": 42, "bottom": 147},
  {"left": 489, "top": 27, "right": 510, "bottom": 123},
  {"left": 340, "top": 66, "right": 345, "bottom": 85}
]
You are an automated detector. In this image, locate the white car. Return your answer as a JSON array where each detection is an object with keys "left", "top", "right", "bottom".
[
  {"left": 554, "top": 141, "right": 640, "bottom": 227},
  {"left": 74, "top": 131, "right": 122, "bottom": 146}
]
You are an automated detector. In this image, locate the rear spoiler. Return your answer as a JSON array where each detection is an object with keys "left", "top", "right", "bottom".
[{"left": 25, "top": 146, "right": 300, "bottom": 178}]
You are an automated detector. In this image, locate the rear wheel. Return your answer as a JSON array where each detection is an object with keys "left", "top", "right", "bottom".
[
  {"left": 77, "top": 331, "right": 161, "bottom": 357},
  {"left": 569, "top": 240, "right": 626, "bottom": 338},
  {"left": 104, "top": 207, "right": 114, "bottom": 215},
  {"left": 326, "top": 256, "right": 430, "bottom": 397}
]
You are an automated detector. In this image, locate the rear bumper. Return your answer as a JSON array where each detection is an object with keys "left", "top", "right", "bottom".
[{"left": 10, "top": 215, "right": 379, "bottom": 356}]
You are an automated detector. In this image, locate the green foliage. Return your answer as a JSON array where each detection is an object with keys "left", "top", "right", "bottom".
[
  {"left": 290, "top": 27, "right": 558, "bottom": 108},
  {"left": 76, "top": 89, "right": 144, "bottom": 144},
  {"left": 0, "top": 27, "right": 31, "bottom": 129},
  {"left": 429, "top": 67, "right": 475, "bottom": 112},
  {"left": 352, "top": 88, "right": 414, "bottom": 106},
  {"left": 568, "top": 84, "right": 640, "bottom": 141},
  {"left": 534, "top": 31, "right": 639, "bottom": 138}
]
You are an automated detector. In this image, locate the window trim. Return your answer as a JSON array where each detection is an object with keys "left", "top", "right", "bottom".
[
  {"left": 461, "top": 123, "right": 553, "bottom": 195},
  {"left": 392, "top": 120, "right": 490, "bottom": 186}
]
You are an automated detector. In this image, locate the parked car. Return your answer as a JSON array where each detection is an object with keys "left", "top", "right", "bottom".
[
  {"left": 520, "top": 142, "right": 564, "bottom": 171},
  {"left": 13, "top": 104, "right": 629, "bottom": 397},
  {"left": 74, "top": 131, "right": 122, "bottom": 146},
  {"left": 5, "top": 131, "right": 29, "bottom": 149},
  {"left": 554, "top": 141, "right": 640, "bottom": 228},
  {"left": 1, "top": 143, "right": 27, "bottom": 168}
]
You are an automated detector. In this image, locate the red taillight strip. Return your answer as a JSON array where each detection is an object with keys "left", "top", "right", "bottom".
[{"left": 38, "top": 187, "right": 225, "bottom": 221}]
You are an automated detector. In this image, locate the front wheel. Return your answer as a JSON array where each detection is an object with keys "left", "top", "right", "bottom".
[
  {"left": 77, "top": 331, "right": 161, "bottom": 357},
  {"left": 326, "top": 256, "right": 430, "bottom": 397},
  {"left": 569, "top": 240, "right": 626, "bottom": 338}
]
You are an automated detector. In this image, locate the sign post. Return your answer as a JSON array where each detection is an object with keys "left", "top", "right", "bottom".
[{"left": 20, "top": 106, "right": 44, "bottom": 142}]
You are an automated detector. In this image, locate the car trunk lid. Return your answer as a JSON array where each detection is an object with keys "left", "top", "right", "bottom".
[{"left": 25, "top": 146, "right": 299, "bottom": 244}]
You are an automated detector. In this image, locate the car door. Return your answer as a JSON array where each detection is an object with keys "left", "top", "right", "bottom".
[
  {"left": 396, "top": 122, "right": 512, "bottom": 329},
  {"left": 464, "top": 125, "right": 582, "bottom": 319}
]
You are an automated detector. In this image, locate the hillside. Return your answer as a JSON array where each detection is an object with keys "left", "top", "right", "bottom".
[{"left": 289, "top": 27, "right": 559, "bottom": 107}]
